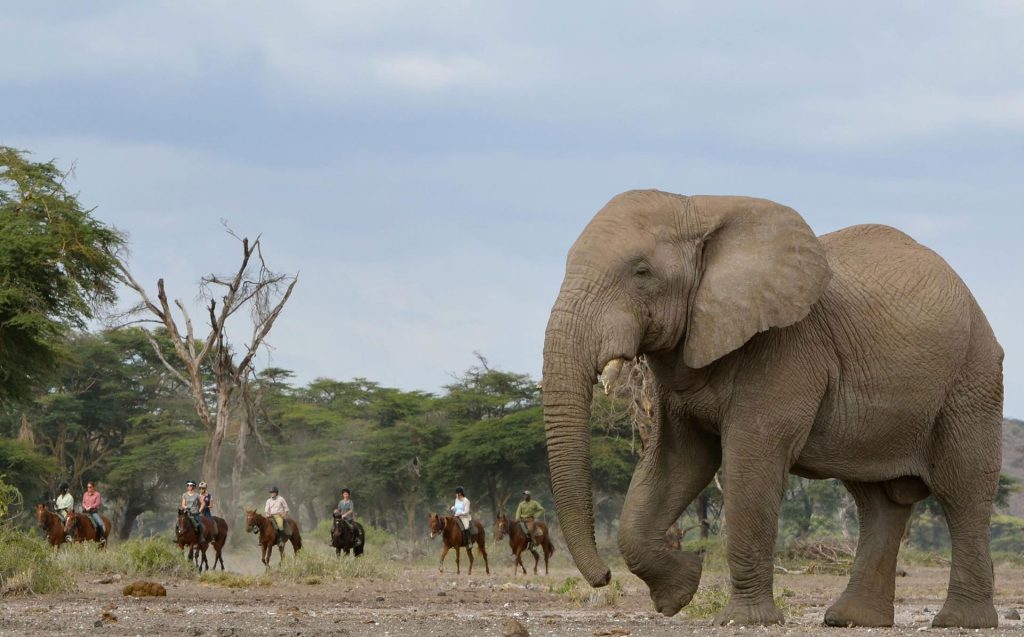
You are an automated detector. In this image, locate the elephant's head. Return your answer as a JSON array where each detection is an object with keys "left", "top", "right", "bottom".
[{"left": 542, "top": 190, "right": 830, "bottom": 587}]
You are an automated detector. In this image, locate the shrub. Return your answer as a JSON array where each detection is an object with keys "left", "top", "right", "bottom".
[
  {"left": 0, "top": 529, "right": 75, "bottom": 596},
  {"left": 274, "top": 544, "right": 396, "bottom": 581}
]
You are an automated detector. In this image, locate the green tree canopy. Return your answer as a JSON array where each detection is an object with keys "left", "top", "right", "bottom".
[{"left": 0, "top": 147, "right": 125, "bottom": 403}]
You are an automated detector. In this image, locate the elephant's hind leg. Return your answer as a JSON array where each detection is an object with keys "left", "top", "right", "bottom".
[
  {"left": 824, "top": 481, "right": 914, "bottom": 627},
  {"left": 926, "top": 366, "right": 1001, "bottom": 629}
]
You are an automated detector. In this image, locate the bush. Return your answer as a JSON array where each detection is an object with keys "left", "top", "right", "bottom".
[{"left": 0, "top": 529, "right": 75, "bottom": 596}]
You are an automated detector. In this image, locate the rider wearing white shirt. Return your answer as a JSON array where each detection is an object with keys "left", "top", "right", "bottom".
[{"left": 450, "top": 486, "right": 472, "bottom": 546}]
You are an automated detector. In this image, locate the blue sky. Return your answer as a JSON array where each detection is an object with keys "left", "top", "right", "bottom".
[{"left": 3, "top": 1, "right": 1023, "bottom": 416}]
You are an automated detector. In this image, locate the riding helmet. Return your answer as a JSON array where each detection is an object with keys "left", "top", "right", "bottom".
[
  {"left": 455, "top": 486, "right": 465, "bottom": 495},
  {"left": 269, "top": 486, "right": 279, "bottom": 494},
  {"left": 58, "top": 482, "right": 69, "bottom": 491},
  {"left": 198, "top": 481, "right": 207, "bottom": 488}
]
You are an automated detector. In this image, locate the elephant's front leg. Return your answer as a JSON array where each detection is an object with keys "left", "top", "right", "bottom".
[
  {"left": 715, "top": 430, "right": 790, "bottom": 626},
  {"left": 618, "top": 418, "right": 721, "bottom": 617}
]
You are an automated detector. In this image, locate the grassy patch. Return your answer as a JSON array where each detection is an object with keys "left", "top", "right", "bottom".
[
  {"left": 273, "top": 545, "right": 397, "bottom": 582},
  {"left": 684, "top": 584, "right": 729, "bottom": 619},
  {"left": 54, "top": 538, "right": 196, "bottom": 578},
  {"left": 199, "top": 571, "right": 271, "bottom": 589},
  {"left": 0, "top": 530, "right": 76, "bottom": 596}
]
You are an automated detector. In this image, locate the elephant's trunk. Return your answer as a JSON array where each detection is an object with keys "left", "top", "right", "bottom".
[{"left": 542, "top": 303, "right": 615, "bottom": 588}]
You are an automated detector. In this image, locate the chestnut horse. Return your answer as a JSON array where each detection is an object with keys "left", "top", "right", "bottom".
[
  {"left": 64, "top": 511, "right": 111, "bottom": 546},
  {"left": 176, "top": 509, "right": 228, "bottom": 571},
  {"left": 428, "top": 513, "right": 489, "bottom": 575},
  {"left": 35, "top": 503, "right": 66, "bottom": 548},
  {"left": 245, "top": 510, "right": 302, "bottom": 568},
  {"left": 496, "top": 513, "right": 554, "bottom": 575}
]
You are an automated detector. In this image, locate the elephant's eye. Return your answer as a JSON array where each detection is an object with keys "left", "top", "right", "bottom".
[{"left": 633, "top": 263, "right": 652, "bottom": 277}]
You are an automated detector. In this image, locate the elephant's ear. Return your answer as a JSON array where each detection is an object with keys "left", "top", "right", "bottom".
[{"left": 682, "top": 196, "right": 831, "bottom": 369}]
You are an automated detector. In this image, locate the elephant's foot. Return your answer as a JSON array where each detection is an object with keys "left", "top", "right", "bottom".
[
  {"left": 824, "top": 594, "right": 894, "bottom": 627},
  {"left": 714, "top": 598, "right": 784, "bottom": 626},
  {"left": 637, "top": 551, "right": 703, "bottom": 617},
  {"left": 932, "top": 598, "right": 998, "bottom": 628}
]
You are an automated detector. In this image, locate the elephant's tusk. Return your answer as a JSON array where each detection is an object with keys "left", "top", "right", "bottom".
[{"left": 600, "top": 358, "right": 628, "bottom": 395}]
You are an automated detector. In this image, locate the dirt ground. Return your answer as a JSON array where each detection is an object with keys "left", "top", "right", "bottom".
[{"left": 2, "top": 551, "right": 1023, "bottom": 637}]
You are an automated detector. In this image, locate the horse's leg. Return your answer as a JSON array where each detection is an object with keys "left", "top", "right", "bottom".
[
  {"left": 438, "top": 545, "right": 450, "bottom": 573},
  {"left": 530, "top": 547, "right": 540, "bottom": 575},
  {"left": 478, "top": 536, "right": 489, "bottom": 575},
  {"left": 514, "top": 547, "right": 525, "bottom": 575},
  {"left": 455, "top": 546, "right": 461, "bottom": 575},
  {"left": 467, "top": 546, "right": 474, "bottom": 575}
]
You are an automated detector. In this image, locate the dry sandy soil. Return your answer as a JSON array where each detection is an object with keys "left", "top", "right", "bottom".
[{"left": 2, "top": 551, "right": 1023, "bottom": 637}]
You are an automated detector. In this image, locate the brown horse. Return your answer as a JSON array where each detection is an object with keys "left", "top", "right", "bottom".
[
  {"left": 496, "top": 513, "right": 554, "bottom": 575},
  {"left": 181, "top": 515, "right": 229, "bottom": 571},
  {"left": 428, "top": 513, "right": 489, "bottom": 575},
  {"left": 35, "top": 503, "right": 67, "bottom": 548},
  {"left": 245, "top": 510, "right": 302, "bottom": 568},
  {"left": 64, "top": 511, "right": 111, "bottom": 546},
  {"left": 176, "top": 509, "right": 225, "bottom": 571}
]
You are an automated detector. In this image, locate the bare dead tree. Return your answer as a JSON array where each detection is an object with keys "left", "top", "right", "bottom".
[{"left": 114, "top": 234, "right": 297, "bottom": 496}]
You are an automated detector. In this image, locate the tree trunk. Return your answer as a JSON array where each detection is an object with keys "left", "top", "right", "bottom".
[
  {"left": 119, "top": 506, "right": 144, "bottom": 540},
  {"left": 697, "top": 493, "right": 710, "bottom": 539}
]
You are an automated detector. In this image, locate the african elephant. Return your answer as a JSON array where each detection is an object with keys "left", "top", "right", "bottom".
[{"left": 542, "top": 190, "right": 1002, "bottom": 628}]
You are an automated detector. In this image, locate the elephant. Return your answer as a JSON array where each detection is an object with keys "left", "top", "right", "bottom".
[{"left": 541, "top": 190, "right": 1003, "bottom": 628}]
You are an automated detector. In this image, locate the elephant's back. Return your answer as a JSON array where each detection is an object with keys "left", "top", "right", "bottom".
[{"left": 808, "top": 225, "right": 989, "bottom": 457}]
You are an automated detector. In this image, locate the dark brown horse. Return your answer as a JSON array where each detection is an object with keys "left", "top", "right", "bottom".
[
  {"left": 428, "top": 513, "right": 489, "bottom": 575},
  {"left": 64, "top": 511, "right": 111, "bottom": 546},
  {"left": 176, "top": 510, "right": 226, "bottom": 572},
  {"left": 245, "top": 510, "right": 302, "bottom": 568},
  {"left": 496, "top": 513, "right": 554, "bottom": 575},
  {"left": 35, "top": 503, "right": 66, "bottom": 548}
]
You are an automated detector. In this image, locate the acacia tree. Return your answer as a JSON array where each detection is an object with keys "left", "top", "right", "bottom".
[
  {"left": 116, "top": 234, "right": 296, "bottom": 496},
  {"left": 0, "top": 147, "right": 125, "bottom": 403}
]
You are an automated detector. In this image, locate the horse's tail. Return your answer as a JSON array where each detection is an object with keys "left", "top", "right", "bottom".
[{"left": 290, "top": 520, "right": 303, "bottom": 551}]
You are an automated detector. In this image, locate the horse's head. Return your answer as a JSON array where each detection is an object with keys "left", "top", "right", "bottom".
[
  {"left": 175, "top": 509, "right": 190, "bottom": 535},
  {"left": 63, "top": 513, "right": 78, "bottom": 535},
  {"left": 665, "top": 525, "right": 683, "bottom": 551},
  {"left": 245, "top": 509, "right": 258, "bottom": 533},
  {"left": 496, "top": 513, "right": 508, "bottom": 540},
  {"left": 428, "top": 512, "right": 442, "bottom": 538},
  {"left": 35, "top": 503, "right": 48, "bottom": 527}
]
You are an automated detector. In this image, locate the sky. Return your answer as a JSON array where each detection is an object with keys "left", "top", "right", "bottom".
[{"left": 3, "top": 1, "right": 1023, "bottom": 416}]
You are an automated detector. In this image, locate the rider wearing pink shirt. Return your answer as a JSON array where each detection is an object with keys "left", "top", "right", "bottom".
[{"left": 81, "top": 482, "right": 105, "bottom": 539}]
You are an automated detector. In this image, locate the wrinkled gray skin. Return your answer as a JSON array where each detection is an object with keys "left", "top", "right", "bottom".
[{"left": 542, "top": 190, "right": 1003, "bottom": 628}]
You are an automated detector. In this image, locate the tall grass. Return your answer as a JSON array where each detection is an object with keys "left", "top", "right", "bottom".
[
  {"left": 53, "top": 537, "right": 196, "bottom": 578},
  {"left": 0, "top": 529, "right": 76, "bottom": 596}
]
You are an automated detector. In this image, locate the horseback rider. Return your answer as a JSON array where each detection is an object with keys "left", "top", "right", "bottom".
[
  {"left": 198, "top": 481, "right": 214, "bottom": 518},
  {"left": 449, "top": 486, "right": 472, "bottom": 547},
  {"left": 334, "top": 488, "right": 362, "bottom": 547},
  {"left": 82, "top": 481, "right": 106, "bottom": 545},
  {"left": 265, "top": 486, "right": 290, "bottom": 544},
  {"left": 181, "top": 480, "right": 206, "bottom": 543},
  {"left": 514, "top": 490, "right": 545, "bottom": 542},
  {"left": 54, "top": 482, "right": 73, "bottom": 522}
]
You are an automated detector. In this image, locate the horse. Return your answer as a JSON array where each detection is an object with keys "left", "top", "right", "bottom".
[
  {"left": 208, "top": 516, "right": 229, "bottom": 570},
  {"left": 428, "top": 512, "right": 489, "bottom": 575},
  {"left": 64, "top": 511, "right": 111, "bottom": 546},
  {"left": 35, "top": 503, "right": 67, "bottom": 548},
  {"left": 330, "top": 513, "right": 365, "bottom": 557},
  {"left": 175, "top": 509, "right": 224, "bottom": 572},
  {"left": 245, "top": 509, "right": 302, "bottom": 568},
  {"left": 496, "top": 513, "right": 554, "bottom": 575}
]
